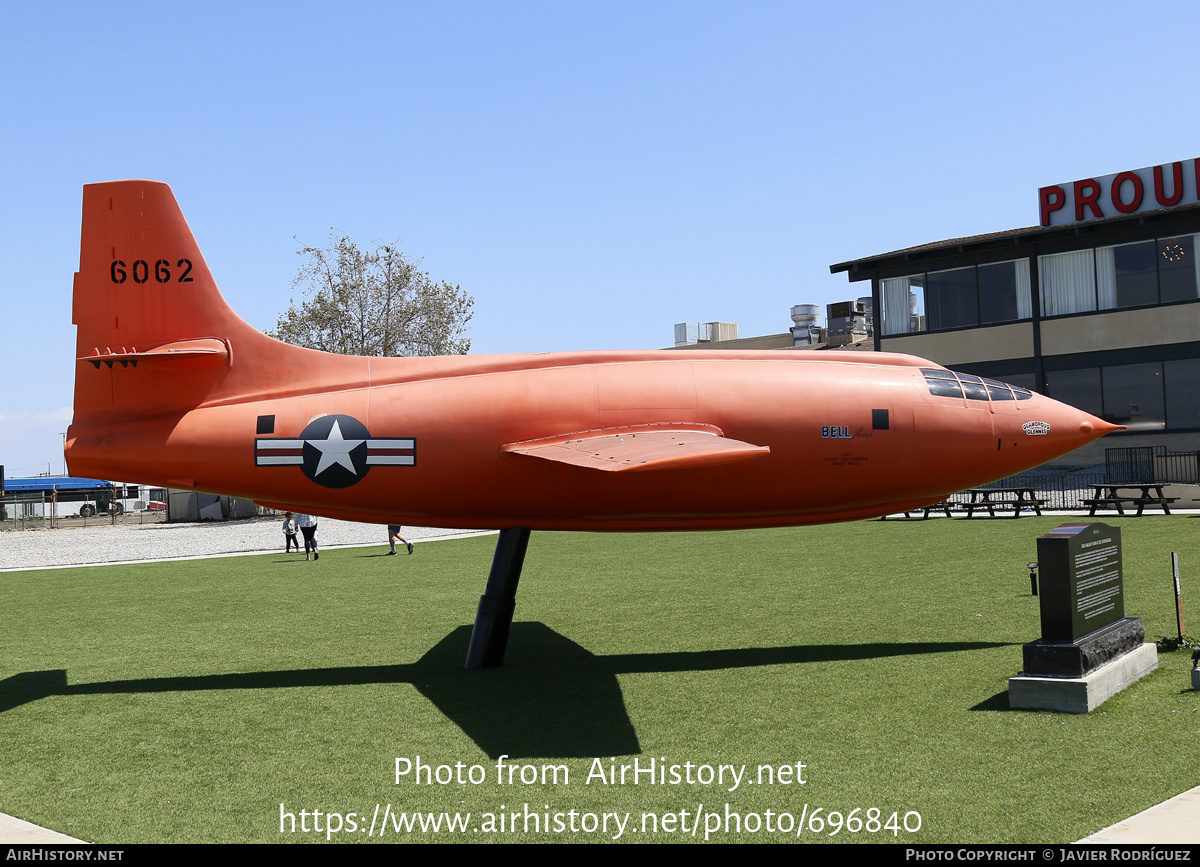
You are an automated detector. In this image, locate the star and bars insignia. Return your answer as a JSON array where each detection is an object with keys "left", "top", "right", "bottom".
[{"left": 254, "top": 414, "right": 415, "bottom": 489}]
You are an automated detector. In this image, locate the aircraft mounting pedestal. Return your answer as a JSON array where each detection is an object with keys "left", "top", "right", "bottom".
[{"left": 465, "top": 527, "right": 531, "bottom": 669}]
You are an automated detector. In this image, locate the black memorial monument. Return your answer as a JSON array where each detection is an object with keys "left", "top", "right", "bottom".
[{"left": 1022, "top": 522, "right": 1145, "bottom": 678}]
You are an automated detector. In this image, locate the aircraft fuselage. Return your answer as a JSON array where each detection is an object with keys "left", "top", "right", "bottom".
[{"left": 68, "top": 347, "right": 1110, "bottom": 531}]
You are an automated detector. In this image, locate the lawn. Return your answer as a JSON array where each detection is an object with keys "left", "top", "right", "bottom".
[{"left": 2, "top": 516, "right": 1198, "bottom": 843}]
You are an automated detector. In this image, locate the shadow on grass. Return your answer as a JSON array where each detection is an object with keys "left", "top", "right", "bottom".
[
  {"left": 969, "top": 691, "right": 1014, "bottom": 712},
  {"left": 1, "top": 624, "right": 1008, "bottom": 757}
]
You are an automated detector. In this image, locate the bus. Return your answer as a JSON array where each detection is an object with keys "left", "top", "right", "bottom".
[{"left": 1, "top": 476, "right": 166, "bottom": 519}]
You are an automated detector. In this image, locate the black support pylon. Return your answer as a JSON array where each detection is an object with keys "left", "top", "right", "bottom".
[{"left": 464, "top": 527, "right": 531, "bottom": 669}]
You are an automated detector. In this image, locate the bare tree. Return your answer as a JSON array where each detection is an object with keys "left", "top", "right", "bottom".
[{"left": 269, "top": 234, "right": 473, "bottom": 356}]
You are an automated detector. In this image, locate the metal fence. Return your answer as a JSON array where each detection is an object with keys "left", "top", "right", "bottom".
[
  {"left": 1, "top": 493, "right": 48, "bottom": 530},
  {"left": 945, "top": 470, "right": 1108, "bottom": 512},
  {"left": 1, "top": 493, "right": 167, "bottom": 530},
  {"left": 1105, "top": 446, "right": 1199, "bottom": 484}
]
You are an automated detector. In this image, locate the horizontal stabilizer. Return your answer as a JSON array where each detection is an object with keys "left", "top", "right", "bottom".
[
  {"left": 501, "top": 424, "right": 769, "bottom": 472},
  {"left": 79, "top": 338, "right": 230, "bottom": 370}
]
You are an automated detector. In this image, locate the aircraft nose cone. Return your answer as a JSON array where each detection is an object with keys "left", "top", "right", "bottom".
[
  {"left": 994, "top": 396, "right": 1122, "bottom": 475},
  {"left": 1050, "top": 405, "right": 1120, "bottom": 449},
  {"left": 1079, "top": 418, "right": 1126, "bottom": 435}
]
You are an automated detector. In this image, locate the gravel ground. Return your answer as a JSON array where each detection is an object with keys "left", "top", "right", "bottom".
[{"left": 0, "top": 516, "right": 494, "bottom": 571}]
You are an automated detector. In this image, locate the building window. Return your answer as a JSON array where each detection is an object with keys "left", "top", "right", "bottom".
[
  {"left": 1047, "top": 363, "right": 1168, "bottom": 431},
  {"left": 1102, "top": 362, "right": 1165, "bottom": 431},
  {"left": 978, "top": 259, "right": 1032, "bottom": 324},
  {"left": 1039, "top": 250, "right": 1097, "bottom": 315},
  {"left": 1039, "top": 233, "right": 1200, "bottom": 316},
  {"left": 1165, "top": 358, "right": 1200, "bottom": 429},
  {"left": 925, "top": 266, "right": 977, "bottom": 330},
  {"left": 1158, "top": 234, "right": 1200, "bottom": 303},
  {"left": 880, "top": 258, "right": 1032, "bottom": 335},
  {"left": 880, "top": 275, "right": 925, "bottom": 335},
  {"left": 1045, "top": 367, "right": 1103, "bottom": 417},
  {"left": 1097, "top": 240, "right": 1158, "bottom": 309},
  {"left": 1001, "top": 372, "right": 1038, "bottom": 392}
]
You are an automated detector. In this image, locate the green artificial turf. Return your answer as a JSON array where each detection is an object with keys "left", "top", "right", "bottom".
[{"left": 2, "top": 516, "right": 1199, "bottom": 843}]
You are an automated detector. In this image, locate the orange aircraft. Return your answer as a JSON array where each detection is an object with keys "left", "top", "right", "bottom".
[{"left": 65, "top": 180, "right": 1121, "bottom": 666}]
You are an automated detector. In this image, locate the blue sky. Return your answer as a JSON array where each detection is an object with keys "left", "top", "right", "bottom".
[{"left": 3, "top": 1, "right": 1199, "bottom": 475}]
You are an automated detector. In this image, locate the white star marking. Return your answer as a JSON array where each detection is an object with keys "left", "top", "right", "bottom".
[{"left": 309, "top": 419, "right": 365, "bottom": 476}]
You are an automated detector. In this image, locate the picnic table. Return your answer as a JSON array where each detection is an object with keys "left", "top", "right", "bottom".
[
  {"left": 963, "top": 487, "right": 1044, "bottom": 518},
  {"left": 880, "top": 500, "right": 953, "bottom": 520},
  {"left": 1081, "top": 484, "right": 1177, "bottom": 516}
]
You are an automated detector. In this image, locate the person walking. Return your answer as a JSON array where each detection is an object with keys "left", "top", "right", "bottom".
[
  {"left": 282, "top": 512, "right": 299, "bottom": 553},
  {"left": 387, "top": 525, "right": 414, "bottom": 556},
  {"left": 296, "top": 513, "right": 319, "bottom": 560}
]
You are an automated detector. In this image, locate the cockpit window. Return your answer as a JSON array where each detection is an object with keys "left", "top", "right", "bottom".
[
  {"left": 927, "top": 377, "right": 963, "bottom": 398},
  {"left": 983, "top": 379, "right": 1016, "bottom": 400},
  {"left": 922, "top": 369, "right": 1033, "bottom": 401},
  {"left": 958, "top": 377, "right": 989, "bottom": 401}
]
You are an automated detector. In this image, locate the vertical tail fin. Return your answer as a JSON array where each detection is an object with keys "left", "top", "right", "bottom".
[
  {"left": 64, "top": 180, "right": 369, "bottom": 480},
  {"left": 71, "top": 181, "right": 262, "bottom": 417},
  {"left": 67, "top": 181, "right": 371, "bottom": 481},
  {"left": 73, "top": 181, "right": 244, "bottom": 359}
]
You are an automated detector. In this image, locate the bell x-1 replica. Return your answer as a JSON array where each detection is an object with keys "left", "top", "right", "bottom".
[{"left": 65, "top": 181, "right": 1121, "bottom": 667}]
